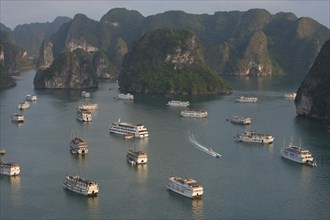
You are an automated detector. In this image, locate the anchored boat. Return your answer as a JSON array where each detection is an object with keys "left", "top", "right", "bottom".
[
  {"left": 227, "top": 116, "right": 251, "bottom": 125},
  {"left": 109, "top": 119, "right": 149, "bottom": 138},
  {"left": 235, "top": 131, "right": 274, "bottom": 144},
  {"left": 126, "top": 148, "right": 148, "bottom": 165},
  {"left": 235, "top": 96, "right": 258, "bottom": 103},
  {"left": 76, "top": 108, "right": 92, "bottom": 122},
  {"left": 166, "top": 176, "right": 204, "bottom": 199},
  {"left": 63, "top": 175, "right": 99, "bottom": 196},
  {"left": 0, "top": 162, "right": 20, "bottom": 176},
  {"left": 167, "top": 100, "right": 190, "bottom": 107},
  {"left": 180, "top": 110, "right": 208, "bottom": 118},
  {"left": 280, "top": 141, "right": 317, "bottom": 167}
]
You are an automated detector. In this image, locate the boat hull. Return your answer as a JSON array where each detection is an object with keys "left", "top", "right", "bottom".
[
  {"left": 235, "top": 136, "right": 274, "bottom": 144},
  {"left": 166, "top": 184, "right": 202, "bottom": 199},
  {"left": 63, "top": 183, "right": 98, "bottom": 196}
]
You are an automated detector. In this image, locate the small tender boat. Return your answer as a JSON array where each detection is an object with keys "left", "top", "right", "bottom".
[
  {"left": 180, "top": 110, "right": 208, "bottom": 118},
  {"left": 123, "top": 133, "right": 134, "bottom": 140},
  {"left": 63, "top": 175, "right": 99, "bottom": 196},
  {"left": 118, "top": 93, "right": 134, "bottom": 100},
  {"left": 126, "top": 148, "right": 148, "bottom": 165},
  {"left": 0, "top": 162, "right": 20, "bottom": 176},
  {"left": 227, "top": 116, "right": 251, "bottom": 125},
  {"left": 235, "top": 96, "right": 258, "bottom": 103},
  {"left": 167, "top": 100, "right": 190, "bottom": 107},
  {"left": 81, "top": 91, "right": 91, "bottom": 98},
  {"left": 208, "top": 148, "right": 221, "bottom": 158},
  {"left": 235, "top": 131, "right": 274, "bottom": 144},
  {"left": 25, "top": 94, "right": 37, "bottom": 101},
  {"left": 11, "top": 113, "right": 24, "bottom": 123},
  {"left": 17, "top": 101, "right": 30, "bottom": 110},
  {"left": 166, "top": 176, "right": 204, "bottom": 199},
  {"left": 76, "top": 108, "right": 92, "bottom": 122},
  {"left": 280, "top": 141, "right": 317, "bottom": 167},
  {"left": 78, "top": 103, "right": 98, "bottom": 111},
  {"left": 283, "top": 92, "right": 297, "bottom": 99}
]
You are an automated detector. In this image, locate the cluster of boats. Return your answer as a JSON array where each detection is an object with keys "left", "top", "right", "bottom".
[
  {"left": 3, "top": 94, "right": 38, "bottom": 176},
  {"left": 167, "top": 100, "right": 208, "bottom": 119},
  {"left": 12, "top": 94, "right": 38, "bottom": 123}
]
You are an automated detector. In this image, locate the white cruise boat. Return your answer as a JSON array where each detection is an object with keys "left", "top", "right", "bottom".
[
  {"left": 167, "top": 100, "right": 190, "bottom": 107},
  {"left": 81, "top": 91, "right": 91, "bottom": 98},
  {"left": 26, "top": 94, "right": 37, "bottom": 101},
  {"left": 118, "top": 93, "right": 134, "bottom": 100},
  {"left": 63, "top": 175, "right": 99, "bottom": 196},
  {"left": 180, "top": 110, "right": 208, "bottom": 118},
  {"left": 76, "top": 108, "right": 92, "bottom": 122},
  {"left": 70, "top": 137, "right": 88, "bottom": 155},
  {"left": 167, "top": 176, "right": 204, "bottom": 199},
  {"left": 284, "top": 92, "right": 297, "bottom": 99},
  {"left": 235, "top": 96, "right": 258, "bottom": 103},
  {"left": 11, "top": 113, "right": 24, "bottom": 123},
  {"left": 17, "top": 101, "right": 30, "bottom": 110},
  {"left": 235, "top": 131, "right": 274, "bottom": 144},
  {"left": 109, "top": 119, "right": 149, "bottom": 138},
  {"left": 0, "top": 162, "right": 20, "bottom": 176},
  {"left": 78, "top": 103, "right": 99, "bottom": 111},
  {"left": 227, "top": 116, "right": 251, "bottom": 125},
  {"left": 127, "top": 148, "right": 148, "bottom": 165},
  {"left": 280, "top": 142, "right": 317, "bottom": 167}
]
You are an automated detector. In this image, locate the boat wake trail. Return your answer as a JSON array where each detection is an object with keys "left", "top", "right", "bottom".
[{"left": 188, "top": 128, "right": 221, "bottom": 158}]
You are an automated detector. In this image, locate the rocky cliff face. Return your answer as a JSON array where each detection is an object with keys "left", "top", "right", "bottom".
[
  {"left": 34, "top": 49, "right": 98, "bottom": 89},
  {"left": 34, "top": 14, "right": 118, "bottom": 89},
  {"left": 119, "top": 28, "right": 231, "bottom": 95},
  {"left": 0, "top": 27, "right": 33, "bottom": 88},
  {"left": 295, "top": 39, "right": 330, "bottom": 122},
  {"left": 36, "top": 40, "right": 54, "bottom": 69}
]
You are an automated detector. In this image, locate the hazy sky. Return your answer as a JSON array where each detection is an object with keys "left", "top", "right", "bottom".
[{"left": 1, "top": 0, "right": 329, "bottom": 30}]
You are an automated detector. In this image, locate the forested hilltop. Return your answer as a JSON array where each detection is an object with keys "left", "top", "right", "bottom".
[{"left": 119, "top": 28, "right": 232, "bottom": 95}]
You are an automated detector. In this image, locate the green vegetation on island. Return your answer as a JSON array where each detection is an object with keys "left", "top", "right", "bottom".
[{"left": 119, "top": 28, "right": 232, "bottom": 95}]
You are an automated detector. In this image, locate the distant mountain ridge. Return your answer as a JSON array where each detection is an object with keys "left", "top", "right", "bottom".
[
  {"left": 19, "top": 8, "right": 328, "bottom": 89},
  {"left": 12, "top": 16, "right": 71, "bottom": 57}
]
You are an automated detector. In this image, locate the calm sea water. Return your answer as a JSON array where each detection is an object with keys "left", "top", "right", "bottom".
[{"left": 1, "top": 70, "right": 329, "bottom": 220}]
